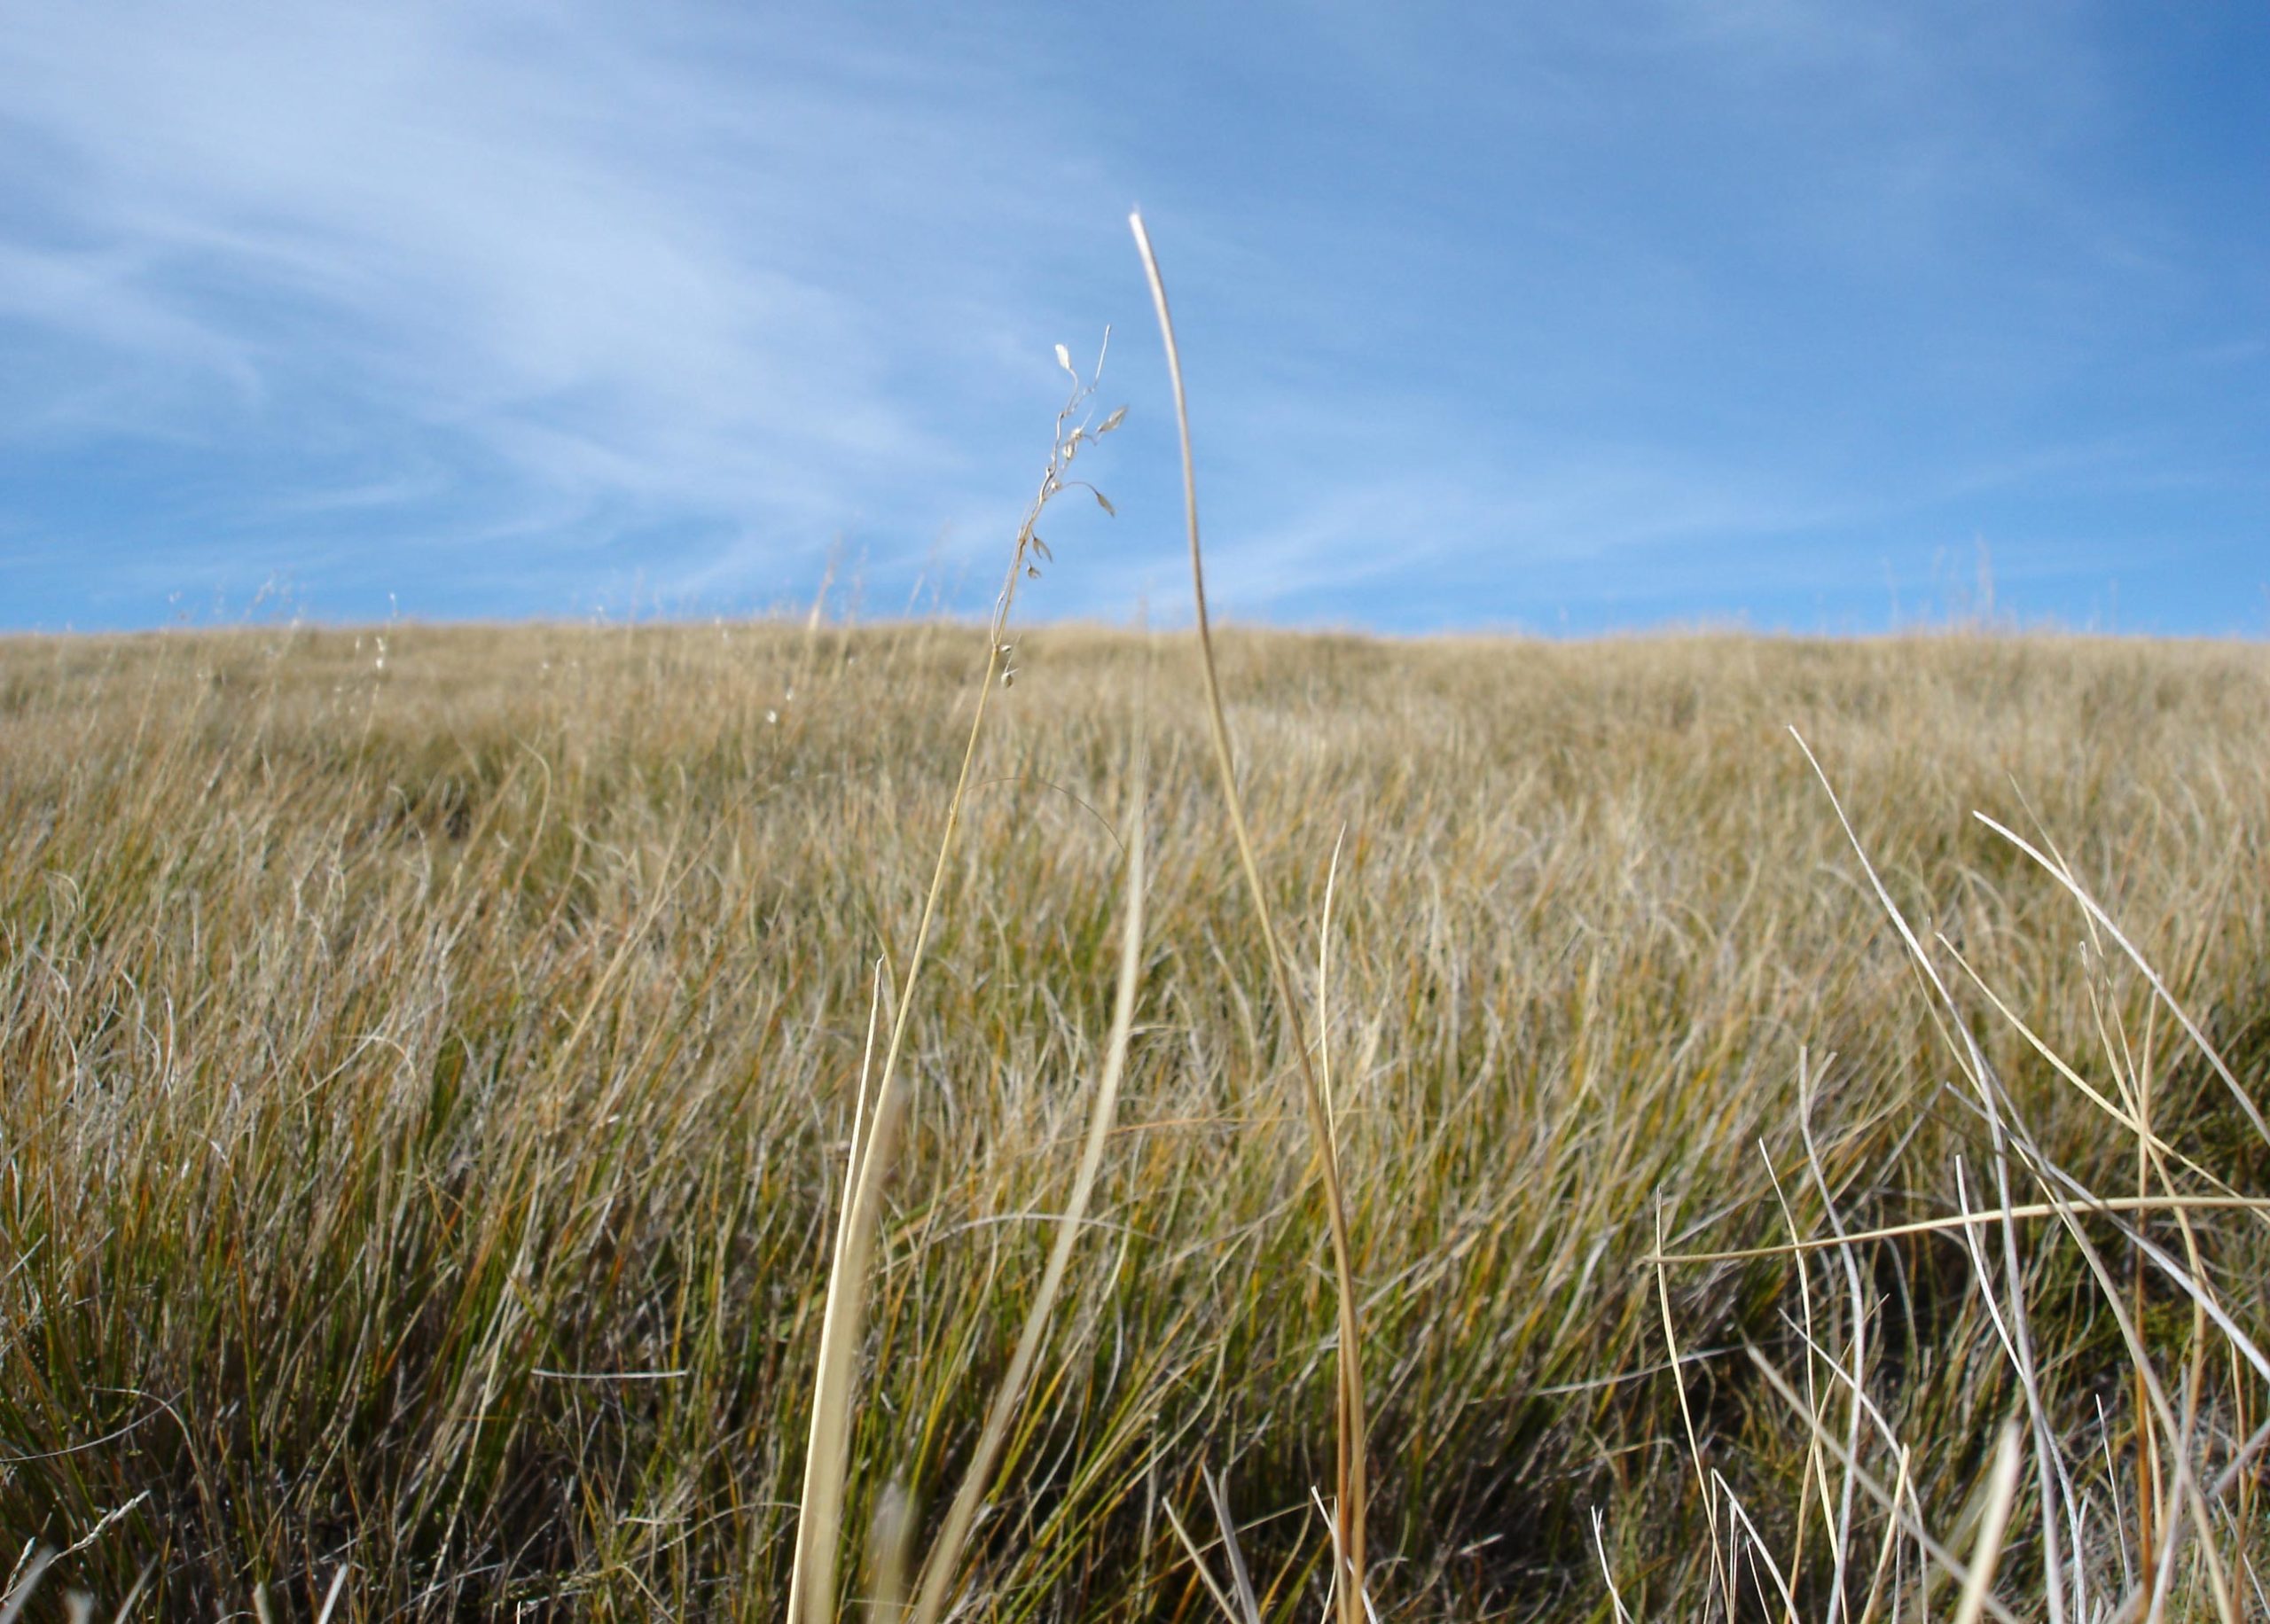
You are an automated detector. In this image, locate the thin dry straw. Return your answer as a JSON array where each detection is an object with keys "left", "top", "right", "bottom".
[
  {"left": 788, "top": 363, "right": 1087, "bottom": 1624},
  {"left": 1768, "top": 732, "right": 2256, "bottom": 1623},
  {"left": 1207, "top": 1469, "right": 1264, "bottom": 1624},
  {"left": 0, "top": 1551, "right": 53, "bottom": 1624},
  {"left": 1648, "top": 1195, "right": 2270, "bottom": 1267},
  {"left": 1162, "top": 1494, "right": 1246, "bottom": 1624},
  {"left": 1748, "top": 1351, "right": 2025, "bottom": 1624},
  {"left": 1656, "top": 1204, "right": 1731, "bottom": 1615},
  {"left": 1971, "top": 811, "right": 2270, "bottom": 1146},
  {"left": 1796, "top": 1056, "right": 1867, "bottom": 1624},
  {"left": 1130, "top": 208, "right": 1372, "bottom": 1624},
  {"left": 909, "top": 774, "right": 1149, "bottom": 1624},
  {"left": 1951, "top": 1426, "right": 2024, "bottom": 1624},
  {"left": 1592, "top": 1508, "right": 1636, "bottom": 1624},
  {"left": 1712, "top": 1466, "right": 1800, "bottom": 1622}
]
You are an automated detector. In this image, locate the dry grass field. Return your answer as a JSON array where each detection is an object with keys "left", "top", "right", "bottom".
[{"left": 3, "top": 616, "right": 2268, "bottom": 1620}]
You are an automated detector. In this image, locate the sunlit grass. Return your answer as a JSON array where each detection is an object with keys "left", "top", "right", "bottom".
[{"left": 1, "top": 615, "right": 2266, "bottom": 1619}]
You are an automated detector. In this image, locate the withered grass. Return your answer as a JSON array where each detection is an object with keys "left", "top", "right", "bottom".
[{"left": 2, "top": 619, "right": 2267, "bottom": 1619}]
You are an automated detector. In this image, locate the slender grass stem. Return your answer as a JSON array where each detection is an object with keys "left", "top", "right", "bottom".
[{"left": 1131, "top": 209, "right": 1371, "bottom": 1624}]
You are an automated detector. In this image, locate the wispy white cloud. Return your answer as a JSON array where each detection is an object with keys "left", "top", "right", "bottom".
[
  {"left": 2, "top": 0, "right": 2261, "bottom": 632},
  {"left": 0, "top": 0, "right": 1121, "bottom": 613}
]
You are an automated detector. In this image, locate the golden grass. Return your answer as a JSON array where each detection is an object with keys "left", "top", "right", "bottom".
[
  {"left": 787, "top": 332, "right": 1123, "bottom": 1624},
  {"left": 1133, "top": 211, "right": 1366, "bottom": 1624},
  {"left": 1, "top": 615, "right": 2267, "bottom": 1619}
]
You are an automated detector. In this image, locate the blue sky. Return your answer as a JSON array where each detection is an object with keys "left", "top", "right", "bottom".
[{"left": 3, "top": 2, "right": 2266, "bottom": 635}]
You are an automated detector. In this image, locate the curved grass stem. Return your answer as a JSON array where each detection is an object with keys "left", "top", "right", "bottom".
[{"left": 1130, "top": 208, "right": 1372, "bottom": 1624}]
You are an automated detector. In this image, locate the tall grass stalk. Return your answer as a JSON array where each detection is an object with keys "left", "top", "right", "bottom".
[
  {"left": 907, "top": 770, "right": 1148, "bottom": 1623},
  {"left": 787, "top": 345, "right": 1123, "bottom": 1624},
  {"left": 1131, "top": 210, "right": 1372, "bottom": 1623}
]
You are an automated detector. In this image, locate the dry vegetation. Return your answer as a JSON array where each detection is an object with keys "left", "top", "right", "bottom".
[{"left": 3, "top": 613, "right": 2267, "bottom": 1620}]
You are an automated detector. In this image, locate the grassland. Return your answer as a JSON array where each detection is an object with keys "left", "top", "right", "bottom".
[{"left": 1, "top": 619, "right": 2266, "bottom": 1620}]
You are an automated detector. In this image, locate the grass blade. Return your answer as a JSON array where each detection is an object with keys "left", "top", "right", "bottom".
[{"left": 1131, "top": 206, "right": 1373, "bottom": 1624}]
